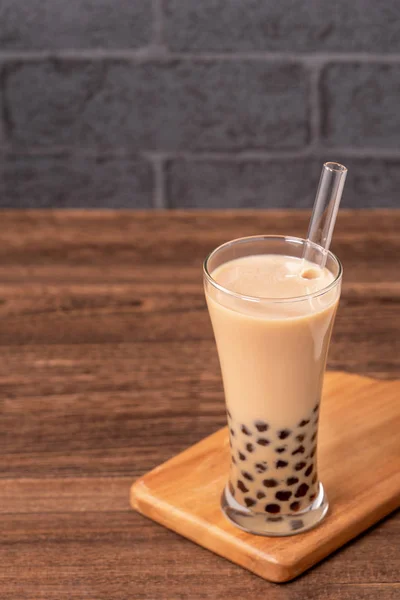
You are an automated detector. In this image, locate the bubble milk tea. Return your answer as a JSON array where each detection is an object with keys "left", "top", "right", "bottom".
[{"left": 205, "top": 253, "right": 340, "bottom": 519}]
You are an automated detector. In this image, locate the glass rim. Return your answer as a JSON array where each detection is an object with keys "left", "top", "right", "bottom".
[{"left": 203, "top": 235, "right": 343, "bottom": 304}]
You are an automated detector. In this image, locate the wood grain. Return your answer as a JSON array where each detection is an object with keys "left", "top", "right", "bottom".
[
  {"left": 0, "top": 210, "right": 399, "bottom": 598},
  {"left": 131, "top": 372, "right": 400, "bottom": 582}
]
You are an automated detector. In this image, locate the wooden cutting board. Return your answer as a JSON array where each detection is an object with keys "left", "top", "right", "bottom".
[{"left": 130, "top": 372, "right": 400, "bottom": 582}]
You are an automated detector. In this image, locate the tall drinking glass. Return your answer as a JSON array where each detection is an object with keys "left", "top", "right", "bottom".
[{"left": 204, "top": 236, "right": 342, "bottom": 536}]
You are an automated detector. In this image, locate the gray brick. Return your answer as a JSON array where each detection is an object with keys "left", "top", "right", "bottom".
[
  {"left": 3, "top": 61, "right": 106, "bottom": 147},
  {"left": 0, "top": 83, "right": 4, "bottom": 145},
  {"left": 166, "top": 159, "right": 321, "bottom": 209},
  {"left": 343, "top": 158, "right": 400, "bottom": 208},
  {"left": 321, "top": 64, "right": 400, "bottom": 149},
  {"left": 164, "top": 0, "right": 400, "bottom": 53},
  {"left": 3, "top": 60, "right": 309, "bottom": 152},
  {"left": 166, "top": 158, "right": 400, "bottom": 209},
  {"left": 0, "top": 153, "right": 153, "bottom": 208},
  {"left": 0, "top": 0, "right": 152, "bottom": 50}
]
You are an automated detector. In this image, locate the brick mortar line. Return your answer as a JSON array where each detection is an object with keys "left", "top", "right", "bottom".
[
  {"left": 0, "top": 116, "right": 5, "bottom": 148},
  {"left": 313, "top": 147, "right": 400, "bottom": 158},
  {"left": 152, "top": 0, "right": 166, "bottom": 50},
  {"left": 2, "top": 147, "right": 400, "bottom": 160},
  {"left": 1, "top": 50, "right": 400, "bottom": 64},
  {"left": 0, "top": 146, "right": 160, "bottom": 159},
  {"left": 154, "top": 149, "right": 400, "bottom": 160},
  {"left": 149, "top": 153, "right": 166, "bottom": 209},
  {"left": 0, "top": 148, "right": 317, "bottom": 159},
  {"left": 307, "top": 64, "right": 322, "bottom": 150},
  {"left": 0, "top": 66, "right": 7, "bottom": 145}
]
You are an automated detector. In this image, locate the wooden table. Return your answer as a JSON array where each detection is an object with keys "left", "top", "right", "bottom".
[{"left": 1, "top": 210, "right": 399, "bottom": 600}]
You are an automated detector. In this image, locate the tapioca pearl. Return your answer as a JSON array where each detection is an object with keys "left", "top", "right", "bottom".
[
  {"left": 298, "top": 419, "right": 310, "bottom": 427},
  {"left": 305, "top": 464, "right": 313, "bottom": 477},
  {"left": 294, "top": 461, "right": 307, "bottom": 471},
  {"left": 290, "top": 501, "right": 301, "bottom": 512},
  {"left": 310, "top": 446, "right": 317, "bottom": 458},
  {"left": 309, "top": 493, "right": 317, "bottom": 502},
  {"left": 312, "top": 473, "right": 318, "bottom": 485},
  {"left": 255, "top": 462, "right": 268, "bottom": 473},
  {"left": 257, "top": 438, "right": 270, "bottom": 446},
  {"left": 265, "top": 503, "right": 281, "bottom": 514},
  {"left": 276, "top": 490, "right": 292, "bottom": 501},
  {"left": 256, "top": 465, "right": 267, "bottom": 475},
  {"left": 295, "top": 483, "right": 309, "bottom": 498},
  {"left": 230, "top": 428, "right": 235, "bottom": 437},
  {"left": 255, "top": 420, "right": 269, "bottom": 432},
  {"left": 241, "top": 425, "right": 252, "bottom": 436},
  {"left": 244, "top": 497, "right": 256, "bottom": 508},
  {"left": 266, "top": 516, "right": 283, "bottom": 522},
  {"left": 311, "top": 432, "right": 317, "bottom": 443},
  {"left": 286, "top": 477, "right": 299, "bottom": 486},
  {"left": 276, "top": 460, "right": 288, "bottom": 469},
  {"left": 296, "top": 434, "right": 305, "bottom": 443},
  {"left": 238, "top": 451, "right": 246, "bottom": 461},
  {"left": 242, "top": 471, "right": 254, "bottom": 482},
  {"left": 246, "top": 443, "right": 254, "bottom": 453},
  {"left": 278, "top": 429, "right": 291, "bottom": 440},
  {"left": 275, "top": 446, "right": 287, "bottom": 454},
  {"left": 291, "top": 445, "right": 305, "bottom": 456},
  {"left": 257, "top": 491, "right": 266, "bottom": 500},
  {"left": 237, "top": 480, "right": 249, "bottom": 493},
  {"left": 263, "top": 478, "right": 278, "bottom": 488},
  {"left": 291, "top": 519, "right": 304, "bottom": 531}
]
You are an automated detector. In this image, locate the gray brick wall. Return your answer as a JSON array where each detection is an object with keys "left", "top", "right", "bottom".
[{"left": 0, "top": 0, "right": 399, "bottom": 209}]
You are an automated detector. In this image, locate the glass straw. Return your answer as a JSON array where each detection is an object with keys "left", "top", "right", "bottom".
[{"left": 303, "top": 162, "right": 348, "bottom": 270}]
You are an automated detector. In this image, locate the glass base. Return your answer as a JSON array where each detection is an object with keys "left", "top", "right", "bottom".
[{"left": 221, "top": 481, "right": 329, "bottom": 537}]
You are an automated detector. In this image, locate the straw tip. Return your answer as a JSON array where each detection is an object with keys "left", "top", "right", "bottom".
[{"left": 324, "top": 162, "right": 348, "bottom": 173}]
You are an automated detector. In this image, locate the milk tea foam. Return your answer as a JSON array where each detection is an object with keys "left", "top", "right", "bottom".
[{"left": 206, "top": 254, "right": 339, "bottom": 516}]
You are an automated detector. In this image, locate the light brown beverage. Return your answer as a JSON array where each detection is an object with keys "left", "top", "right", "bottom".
[{"left": 205, "top": 253, "right": 340, "bottom": 524}]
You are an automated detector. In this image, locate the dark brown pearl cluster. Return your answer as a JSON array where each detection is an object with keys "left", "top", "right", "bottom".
[{"left": 226, "top": 404, "right": 320, "bottom": 515}]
